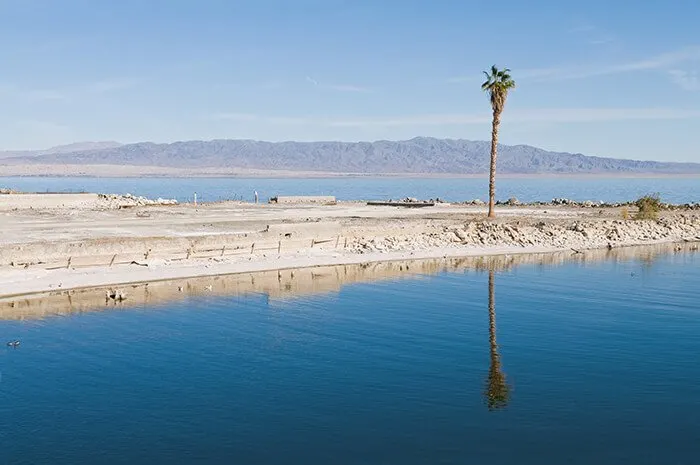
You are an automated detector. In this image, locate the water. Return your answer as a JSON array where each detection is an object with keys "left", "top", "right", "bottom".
[
  {"left": 1, "top": 248, "right": 699, "bottom": 464},
  {"left": 2, "top": 175, "right": 699, "bottom": 204}
]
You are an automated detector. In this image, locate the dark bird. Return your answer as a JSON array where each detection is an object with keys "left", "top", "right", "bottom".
[{"left": 6, "top": 340, "right": 20, "bottom": 348}]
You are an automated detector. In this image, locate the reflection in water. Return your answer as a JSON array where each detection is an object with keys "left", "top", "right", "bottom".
[
  {"left": 0, "top": 241, "right": 697, "bottom": 321},
  {"left": 485, "top": 270, "right": 510, "bottom": 411}
]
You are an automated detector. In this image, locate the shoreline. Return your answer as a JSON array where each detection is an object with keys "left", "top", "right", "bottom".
[
  {"left": 0, "top": 244, "right": 560, "bottom": 300},
  {"left": 1, "top": 197, "right": 699, "bottom": 302},
  {"left": 2, "top": 165, "right": 700, "bottom": 179},
  {"left": 2, "top": 241, "right": 697, "bottom": 316}
]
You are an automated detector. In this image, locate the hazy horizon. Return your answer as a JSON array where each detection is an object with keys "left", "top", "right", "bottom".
[{"left": 0, "top": 136, "right": 697, "bottom": 165}]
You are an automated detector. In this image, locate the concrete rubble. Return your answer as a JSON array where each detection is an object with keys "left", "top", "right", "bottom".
[
  {"left": 347, "top": 215, "right": 700, "bottom": 254},
  {"left": 97, "top": 193, "right": 178, "bottom": 209}
]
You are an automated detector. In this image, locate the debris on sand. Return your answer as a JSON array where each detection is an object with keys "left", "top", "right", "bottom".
[
  {"left": 98, "top": 193, "right": 178, "bottom": 209},
  {"left": 367, "top": 197, "right": 445, "bottom": 207}
]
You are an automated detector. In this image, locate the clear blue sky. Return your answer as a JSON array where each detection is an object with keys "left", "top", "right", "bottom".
[{"left": 1, "top": 0, "right": 699, "bottom": 161}]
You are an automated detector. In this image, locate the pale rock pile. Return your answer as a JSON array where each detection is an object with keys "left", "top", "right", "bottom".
[
  {"left": 97, "top": 193, "right": 178, "bottom": 209},
  {"left": 347, "top": 215, "right": 700, "bottom": 254}
]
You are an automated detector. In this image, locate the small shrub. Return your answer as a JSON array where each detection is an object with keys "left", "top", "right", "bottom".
[
  {"left": 634, "top": 194, "right": 662, "bottom": 220},
  {"left": 620, "top": 206, "right": 630, "bottom": 220}
]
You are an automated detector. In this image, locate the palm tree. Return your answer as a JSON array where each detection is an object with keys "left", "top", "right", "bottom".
[
  {"left": 484, "top": 270, "right": 510, "bottom": 410},
  {"left": 482, "top": 66, "right": 516, "bottom": 218}
]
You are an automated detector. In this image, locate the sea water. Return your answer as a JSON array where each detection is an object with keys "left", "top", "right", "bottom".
[
  {"left": 1, "top": 248, "right": 698, "bottom": 464},
  {"left": 1, "top": 175, "right": 699, "bottom": 204}
]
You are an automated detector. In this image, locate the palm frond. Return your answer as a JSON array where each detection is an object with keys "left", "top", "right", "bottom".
[{"left": 481, "top": 65, "right": 516, "bottom": 106}]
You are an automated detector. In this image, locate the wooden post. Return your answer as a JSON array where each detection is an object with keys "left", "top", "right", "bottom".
[
  {"left": 221, "top": 245, "right": 226, "bottom": 257},
  {"left": 66, "top": 257, "right": 72, "bottom": 269},
  {"left": 335, "top": 235, "right": 340, "bottom": 248},
  {"left": 251, "top": 242, "right": 255, "bottom": 254},
  {"left": 109, "top": 254, "right": 117, "bottom": 267},
  {"left": 278, "top": 241, "right": 281, "bottom": 253},
  {"left": 344, "top": 237, "right": 348, "bottom": 248},
  {"left": 310, "top": 238, "right": 315, "bottom": 248}
]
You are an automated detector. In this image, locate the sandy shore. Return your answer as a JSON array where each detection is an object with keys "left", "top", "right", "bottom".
[
  {"left": 2, "top": 242, "right": 695, "bottom": 320},
  {"left": 1, "top": 194, "right": 699, "bottom": 300}
]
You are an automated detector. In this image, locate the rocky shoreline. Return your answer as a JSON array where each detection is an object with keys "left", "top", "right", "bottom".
[
  {"left": 97, "top": 193, "right": 178, "bottom": 209},
  {"left": 1, "top": 196, "right": 699, "bottom": 298},
  {"left": 461, "top": 197, "right": 700, "bottom": 210},
  {"left": 347, "top": 214, "right": 700, "bottom": 254}
]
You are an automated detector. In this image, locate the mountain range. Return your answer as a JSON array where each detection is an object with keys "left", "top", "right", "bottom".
[{"left": 1, "top": 138, "right": 698, "bottom": 175}]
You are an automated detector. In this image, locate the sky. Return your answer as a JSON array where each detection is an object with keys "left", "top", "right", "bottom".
[{"left": 1, "top": 0, "right": 699, "bottom": 162}]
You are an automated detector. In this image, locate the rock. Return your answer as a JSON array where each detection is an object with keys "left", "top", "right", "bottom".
[
  {"left": 97, "top": 193, "right": 178, "bottom": 209},
  {"left": 454, "top": 229, "right": 468, "bottom": 241}
]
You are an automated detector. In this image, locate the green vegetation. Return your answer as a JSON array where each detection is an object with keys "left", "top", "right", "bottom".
[
  {"left": 620, "top": 206, "right": 630, "bottom": 220},
  {"left": 482, "top": 66, "right": 516, "bottom": 218},
  {"left": 634, "top": 194, "right": 663, "bottom": 220}
]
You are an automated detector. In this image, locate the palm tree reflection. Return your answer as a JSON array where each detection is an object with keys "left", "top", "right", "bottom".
[{"left": 484, "top": 269, "right": 511, "bottom": 411}]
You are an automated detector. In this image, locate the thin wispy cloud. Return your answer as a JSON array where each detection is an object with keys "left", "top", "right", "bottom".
[
  {"left": 447, "top": 45, "right": 700, "bottom": 84},
  {"left": 326, "top": 84, "right": 370, "bottom": 93},
  {"left": 210, "top": 113, "right": 311, "bottom": 125},
  {"left": 568, "top": 22, "right": 615, "bottom": 46},
  {"left": 260, "top": 80, "right": 285, "bottom": 90},
  {"left": 25, "top": 89, "right": 69, "bottom": 102},
  {"left": 88, "top": 77, "right": 141, "bottom": 93},
  {"left": 0, "top": 84, "right": 69, "bottom": 103},
  {"left": 306, "top": 75, "right": 370, "bottom": 92},
  {"left": 668, "top": 69, "right": 700, "bottom": 91},
  {"left": 568, "top": 22, "right": 596, "bottom": 34},
  {"left": 14, "top": 119, "right": 73, "bottom": 141},
  {"left": 305, "top": 76, "right": 319, "bottom": 86},
  {"left": 209, "top": 107, "right": 700, "bottom": 129},
  {"left": 587, "top": 36, "right": 615, "bottom": 45},
  {"left": 328, "top": 108, "right": 700, "bottom": 127},
  {"left": 520, "top": 45, "right": 700, "bottom": 81}
]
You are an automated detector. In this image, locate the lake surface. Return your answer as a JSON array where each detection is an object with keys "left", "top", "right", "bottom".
[
  {"left": 2, "top": 175, "right": 700, "bottom": 204},
  {"left": 1, "top": 248, "right": 699, "bottom": 464}
]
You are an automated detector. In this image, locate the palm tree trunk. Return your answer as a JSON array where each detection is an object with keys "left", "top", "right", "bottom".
[{"left": 488, "top": 110, "right": 501, "bottom": 218}]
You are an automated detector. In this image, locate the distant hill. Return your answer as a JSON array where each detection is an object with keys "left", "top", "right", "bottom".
[
  {"left": 1, "top": 137, "right": 698, "bottom": 174},
  {"left": 0, "top": 141, "right": 122, "bottom": 159}
]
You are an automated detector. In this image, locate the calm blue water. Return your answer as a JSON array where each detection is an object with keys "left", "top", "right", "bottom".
[
  {"left": 2, "top": 176, "right": 699, "bottom": 204},
  {"left": 1, "top": 250, "right": 699, "bottom": 464}
]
